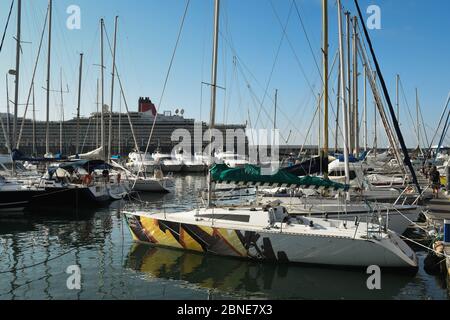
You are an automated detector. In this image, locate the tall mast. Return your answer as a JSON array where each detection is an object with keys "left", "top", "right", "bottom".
[
  {"left": 32, "top": 84, "right": 36, "bottom": 155},
  {"left": 96, "top": 78, "right": 99, "bottom": 148},
  {"left": 76, "top": 53, "right": 83, "bottom": 155},
  {"left": 352, "top": 16, "right": 359, "bottom": 156},
  {"left": 118, "top": 93, "right": 122, "bottom": 156},
  {"left": 6, "top": 74, "right": 11, "bottom": 149},
  {"left": 207, "top": 0, "right": 220, "bottom": 208},
  {"left": 363, "top": 65, "right": 368, "bottom": 151},
  {"left": 345, "top": 12, "right": 353, "bottom": 154},
  {"left": 12, "top": 0, "right": 21, "bottom": 151},
  {"left": 322, "top": 0, "right": 329, "bottom": 177},
  {"left": 335, "top": 61, "right": 340, "bottom": 153},
  {"left": 59, "top": 68, "right": 64, "bottom": 154},
  {"left": 337, "top": 0, "right": 350, "bottom": 184},
  {"left": 108, "top": 16, "right": 118, "bottom": 161},
  {"left": 373, "top": 71, "right": 377, "bottom": 156},
  {"left": 100, "top": 18, "right": 105, "bottom": 160},
  {"left": 416, "top": 88, "right": 420, "bottom": 148},
  {"left": 317, "top": 93, "right": 321, "bottom": 157},
  {"left": 274, "top": 89, "right": 278, "bottom": 148},
  {"left": 45, "top": 0, "right": 52, "bottom": 155}
]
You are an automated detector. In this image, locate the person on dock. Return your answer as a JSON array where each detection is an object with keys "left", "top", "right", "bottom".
[{"left": 429, "top": 165, "right": 441, "bottom": 198}]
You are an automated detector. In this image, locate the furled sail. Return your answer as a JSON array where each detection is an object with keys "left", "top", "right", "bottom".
[
  {"left": 211, "top": 164, "right": 349, "bottom": 191},
  {"left": 69, "top": 146, "right": 104, "bottom": 160}
]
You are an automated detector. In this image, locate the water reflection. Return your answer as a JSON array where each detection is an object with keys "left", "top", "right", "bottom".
[
  {"left": 125, "top": 243, "right": 416, "bottom": 300},
  {"left": 0, "top": 175, "right": 447, "bottom": 300}
]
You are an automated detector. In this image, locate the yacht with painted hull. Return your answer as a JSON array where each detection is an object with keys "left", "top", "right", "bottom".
[
  {"left": 124, "top": 0, "right": 418, "bottom": 272},
  {"left": 124, "top": 206, "right": 417, "bottom": 270}
]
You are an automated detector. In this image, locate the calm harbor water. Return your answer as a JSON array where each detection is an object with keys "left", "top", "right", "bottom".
[{"left": 0, "top": 175, "right": 448, "bottom": 300}]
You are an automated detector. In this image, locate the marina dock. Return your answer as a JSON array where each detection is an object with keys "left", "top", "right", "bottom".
[{"left": 425, "top": 192, "right": 450, "bottom": 296}]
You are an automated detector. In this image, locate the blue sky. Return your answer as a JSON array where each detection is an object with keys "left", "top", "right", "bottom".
[{"left": 0, "top": 0, "right": 449, "bottom": 148}]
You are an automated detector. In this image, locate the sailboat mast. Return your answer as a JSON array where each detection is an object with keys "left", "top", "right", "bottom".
[
  {"left": 96, "top": 78, "right": 99, "bottom": 148},
  {"left": 416, "top": 88, "right": 420, "bottom": 148},
  {"left": 76, "top": 53, "right": 83, "bottom": 155},
  {"left": 274, "top": 89, "right": 277, "bottom": 148},
  {"left": 318, "top": 93, "right": 321, "bottom": 157},
  {"left": 108, "top": 16, "right": 118, "bottom": 161},
  {"left": 352, "top": 16, "right": 359, "bottom": 156},
  {"left": 345, "top": 12, "right": 353, "bottom": 154},
  {"left": 322, "top": 0, "right": 329, "bottom": 177},
  {"left": 100, "top": 18, "right": 105, "bottom": 160},
  {"left": 59, "top": 68, "right": 64, "bottom": 154},
  {"left": 45, "top": 0, "right": 52, "bottom": 156},
  {"left": 363, "top": 65, "right": 368, "bottom": 151},
  {"left": 6, "top": 74, "right": 11, "bottom": 150},
  {"left": 12, "top": 0, "right": 21, "bottom": 151},
  {"left": 337, "top": 0, "right": 350, "bottom": 184},
  {"left": 373, "top": 71, "right": 377, "bottom": 156},
  {"left": 335, "top": 62, "right": 340, "bottom": 153},
  {"left": 32, "top": 84, "right": 36, "bottom": 155},
  {"left": 118, "top": 92, "right": 122, "bottom": 155},
  {"left": 207, "top": 0, "right": 220, "bottom": 208}
]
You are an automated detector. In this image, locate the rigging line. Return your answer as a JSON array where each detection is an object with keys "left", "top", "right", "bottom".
[
  {"left": 354, "top": 0, "right": 421, "bottom": 193},
  {"left": 292, "top": 0, "right": 322, "bottom": 79},
  {"left": 299, "top": 99, "right": 320, "bottom": 157},
  {"left": 235, "top": 57, "right": 311, "bottom": 142},
  {"left": 239, "top": 64, "right": 293, "bottom": 143},
  {"left": 0, "top": 0, "right": 14, "bottom": 54},
  {"left": 141, "top": 0, "right": 190, "bottom": 167},
  {"left": 104, "top": 0, "right": 190, "bottom": 187},
  {"left": 271, "top": 50, "right": 339, "bottom": 143},
  {"left": 425, "top": 93, "right": 450, "bottom": 158},
  {"left": 265, "top": 1, "right": 316, "bottom": 95},
  {"left": 252, "top": 0, "right": 294, "bottom": 129},
  {"left": 103, "top": 31, "right": 140, "bottom": 157},
  {"left": 16, "top": 5, "right": 49, "bottom": 149},
  {"left": 398, "top": 78, "right": 421, "bottom": 140},
  {"left": 221, "top": 30, "right": 316, "bottom": 109},
  {"left": 81, "top": 116, "right": 93, "bottom": 153},
  {"left": 79, "top": 25, "right": 100, "bottom": 115},
  {"left": 237, "top": 7, "right": 338, "bottom": 131},
  {"left": 417, "top": 96, "right": 430, "bottom": 148}
]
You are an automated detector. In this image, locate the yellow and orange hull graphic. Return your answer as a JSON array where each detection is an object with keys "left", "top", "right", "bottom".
[{"left": 125, "top": 214, "right": 287, "bottom": 261}]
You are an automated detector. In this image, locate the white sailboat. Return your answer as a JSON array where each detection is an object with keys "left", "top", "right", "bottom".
[
  {"left": 113, "top": 160, "right": 174, "bottom": 193},
  {"left": 124, "top": 0, "right": 418, "bottom": 270},
  {"left": 151, "top": 150, "right": 183, "bottom": 173},
  {"left": 126, "top": 151, "right": 156, "bottom": 174}
]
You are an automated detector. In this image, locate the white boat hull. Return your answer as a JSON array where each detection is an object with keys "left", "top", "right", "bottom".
[
  {"left": 124, "top": 209, "right": 418, "bottom": 269},
  {"left": 161, "top": 164, "right": 183, "bottom": 173},
  {"left": 133, "top": 178, "right": 172, "bottom": 193}
]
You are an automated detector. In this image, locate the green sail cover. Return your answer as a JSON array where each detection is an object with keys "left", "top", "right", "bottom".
[{"left": 210, "top": 164, "right": 349, "bottom": 191}]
